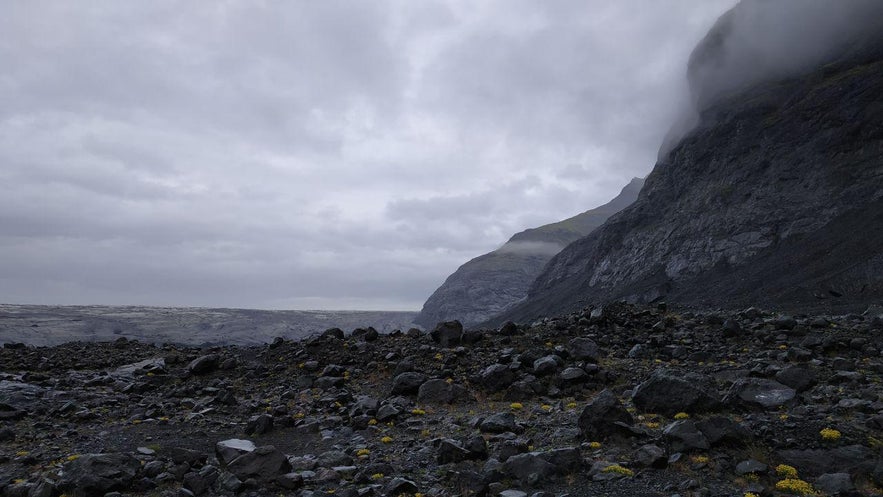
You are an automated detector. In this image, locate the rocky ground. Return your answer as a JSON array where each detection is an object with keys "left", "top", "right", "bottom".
[{"left": 2, "top": 303, "right": 883, "bottom": 497}]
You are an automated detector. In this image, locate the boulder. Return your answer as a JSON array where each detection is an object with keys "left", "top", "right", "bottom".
[
  {"left": 663, "top": 420, "right": 709, "bottom": 452},
  {"left": 479, "top": 363, "right": 516, "bottom": 392},
  {"left": 418, "top": 379, "right": 468, "bottom": 404},
  {"left": 480, "top": 412, "right": 520, "bottom": 434},
  {"left": 430, "top": 321, "right": 463, "bottom": 347},
  {"left": 58, "top": 453, "right": 141, "bottom": 497},
  {"left": 724, "top": 378, "right": 796, "bottom": 409},
  {"left": 815, "top": 473, "right": 855, "bottom": 495},
  {"left": 777, "top": 445, "right": 874, "bottom": 478},
  {"left": 634, "top": 444, "right": 667, "bottom": 468},
  {"left": 568, "top": 337, "right": 600, "bottom": 361},
  {"left": 216, "top": 439, "right": 256, "bottom": 466},
  {"left": 390, "top": 372, "right": 427, "bottom": 395},
  {"left": 187, "top": 354, "right": 220, "bottom": 375},
  {"left": 503, "top": 452, "right": 558, "bottom": 486},
  {"left": 577, "top": 389, "right": 634, "bottom": 440},
  {"left": 226, "top": 445, "right": 292, "bottom": 481},
  {"left": 775, "top": 366, "right": 818, "bottom": 392},
  {"left": 632, "top": 369, "right": 721, "bottom": 416}
]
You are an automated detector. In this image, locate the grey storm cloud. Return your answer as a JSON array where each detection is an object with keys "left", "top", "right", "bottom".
[{"left": 0, "top": 0, "right": 737, "bottom": 310}]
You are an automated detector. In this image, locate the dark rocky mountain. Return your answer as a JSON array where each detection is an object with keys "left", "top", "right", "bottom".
[
  {"left": 495, "top": 0, "right": 883, "bottom": 325},
  {"left": 414, "top": 178, "right": 643, "bottom": 328}
]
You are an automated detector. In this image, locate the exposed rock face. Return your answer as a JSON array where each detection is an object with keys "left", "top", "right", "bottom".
[
  {"left": 415, "top": 178, "right": 643, "bottom": 328},
  {"left": 497, "top": 6, "right": 883, "bottom": 324}
]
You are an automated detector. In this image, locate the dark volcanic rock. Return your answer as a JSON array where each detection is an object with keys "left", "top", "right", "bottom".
[
  {"left": 430, "top": 321, "right": 464, "bottom": 347},
  {"left": 663, "top": 420, "right": 710, "bottom": 452},
  {"left": 479, "top": 363, "right": 517, "bottom": 392},
  {"left": 777, "top": 445, "right": 874, "bottom": 478},
  {"left": 58, "top": 453, "right": 140, "bottom": 497},
  {"left": 724, "top": 378, "right": 796, "bottom": 409},
  {"left": 188, "top": 354, "right": 220, "bottom": 375},
  {"left": 632, "top": 369, "right": 721, "bottom": 416},
  {"left": 578, "top": 389, "right": 634, "bottom": 440},
  {"left": 417, "top": 379, "right": 468, "bottom": 404},
  {"left": 390, "top": 372, "right": 427, "bottom": 395},
  {"left": 226, "top": 445, "right": 292, "bottom": 481}
]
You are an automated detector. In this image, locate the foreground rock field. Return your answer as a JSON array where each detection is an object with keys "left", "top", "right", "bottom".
[{"left": 2, "top": 303, "right": 883, "bottom": 497}]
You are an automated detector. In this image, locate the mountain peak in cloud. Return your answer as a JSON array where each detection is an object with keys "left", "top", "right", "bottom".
[{"left": 687, "top": 0, "right": 883, "bottom": 109}]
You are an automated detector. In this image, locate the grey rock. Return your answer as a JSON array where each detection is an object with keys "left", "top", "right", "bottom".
[
  {"left": 778, "top": 445, "right": 874, "bottom": 477},
  {"left": 634, "top": 444, "right": 667, "bottom": 468},
  {"left": 663, "top": 420, "right": 709, "bottom": 452},
  {"left": 187, "top": 354, "right": 220, "bottom": 375},
  {"left": 632, "top": 369, "right": 721, "bottom": 416},
  {"left": 182, "top": 472, "right": 209, "bottom": 496},
  {"left": 437, "top": 438, "right": 471, "bottom": 464},
  {"left": 382, "top": 477, "right": 418, "bottom": 496},
  {"left": 544, "top": 447, "right": 582, "bottom": 473},
  {"left": 568, "top": 337, "right": 600, "bottom": 361},
  {"left": 499, "top": 491, "right": 528, "bottom": 497},
  {"left": 480, "top": 364, "right": 517, "bottom": 392},
  {"left": 815, "top": 473, "right": 854, "bottom": 495},
  {"left": 27, "top": 479, "right": 55, "bottom": 497},
  {"left": 317, "top": 450, "right": 353, "bottom": 468},
  {"left": 533, "top": 355, "right": 562, "bottom": 376},
  {"left": 245, "top": 414, "right": 274, "bottom": 435},
  {"left": 217, "top": 471, "right": 242, "bottom": 492},
  {"left": 559, "top": 367, "right": 589, "bottom": 383},
  {"left": 226, "top": 445, "right": 292, "bottom": 481},
  {"left": 503, "top": 452, "right": 558, "bottom": 486},
  {"left": 216, "top": 439, "right": 256, "bottom": 466},
  {"left": 578, "top": 389, "right": 634, "bottom": 440},
  {"left": 390, "top": 372, "right": 427, "bottom": 395},
  {"left": 58, "top": 453, "right": 141, "bottom": 497},
  {"left": 168, "top": 447, "right": 208, "bottom": 466},
  {"left": 0, "top": 426, "right": 14, "bottom": 441},
  {"left": 775, "top": 366, "right": 817, "bottom": 392},
  {"left": 724, "top": 378, "right": 796, "bottom": 409},
  {"left": 696, "top": 416, "right": 751, "bottom": 446},
  {"left": 480, "top": 412, "right": 520, "bottom": 434},
  {"left": 430, "top": 321, "right": 464, "bottom": 347},
  {"left": 375, "top": 404, "right": 400, "bottom": 421},
  {"left": 277, "top": 472, "right": 305, "bottom": 490},
  {"left": 418, "top": 379, "right": 468, "bottom": 404},
  {"left": 735, "top": 459, "right": 767, "bottom": 475}
]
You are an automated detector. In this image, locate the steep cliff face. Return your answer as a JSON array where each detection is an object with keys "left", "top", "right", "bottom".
[
  {"left": 496, "top": 5, "right": 883, "bottom": 324},
  {"left": 414, "top": 178, "right": 642, "bottom": 328}
]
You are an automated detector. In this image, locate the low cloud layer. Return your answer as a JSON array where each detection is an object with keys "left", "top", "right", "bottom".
[
  {"left": 0, "top": 0, "right": 736, "bottom": 310},
  {"left": 688, "top": 0, "right": 883, "bottom": 109}
]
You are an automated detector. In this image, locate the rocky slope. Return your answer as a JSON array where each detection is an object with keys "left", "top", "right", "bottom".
[
  {"left": 495, "top": 2, "right": 883, "bottom": 326},
  {"left": 415, "top": 178, "right": 643, "bottom": 329},
  {"left": 2, "top": 304, "right": 883, "bottom": 496}
]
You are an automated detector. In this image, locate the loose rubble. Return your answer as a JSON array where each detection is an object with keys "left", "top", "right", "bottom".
[{"left": 2, "top": 302, "right": 883, "bottom": 496}]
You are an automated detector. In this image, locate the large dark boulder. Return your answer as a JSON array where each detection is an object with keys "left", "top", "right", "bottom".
[
  {"left": 58, "top": 453, "right": 141, "bottom": 497},
  {"left": 632, "top": 369, "right": 721, "bottom": 416},
  {"left": 430, "top": 321, "right": 464, "bottom": 347},
  {"left": 225, "top": 445, "right": 292, "bottom": 481},
  {"left": 724, "top": 378, "right": 796, "bottom": 409},
  {"left": 577, "top": 389, "right": 634, "bottom": 440}
]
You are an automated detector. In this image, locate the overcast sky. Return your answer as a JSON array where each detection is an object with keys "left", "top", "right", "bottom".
[{"left": 0, "top": 0, "right": 736, "bottom": 311}]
